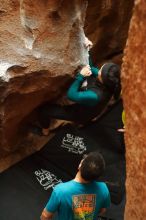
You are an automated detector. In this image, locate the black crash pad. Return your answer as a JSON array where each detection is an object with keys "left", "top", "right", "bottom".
[{"left": 0, "top": 100, "right": 125, "bottom": 220}]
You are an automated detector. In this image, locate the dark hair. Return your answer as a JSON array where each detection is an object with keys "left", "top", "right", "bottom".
[
  {"left": 80, "top": 151, "right": 105, "bottom": 181},
  {"left": 101, "top": 63, "right": 121, "bottom": 100}
]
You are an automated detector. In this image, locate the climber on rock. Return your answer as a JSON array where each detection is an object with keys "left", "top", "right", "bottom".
[{"left": 32, "top": 38, "right": 121, "bottom": 136}]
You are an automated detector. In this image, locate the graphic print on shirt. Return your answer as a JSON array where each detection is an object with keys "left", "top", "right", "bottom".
[{"left": 72, "top": 194, "right": 96, "bottom": 220}]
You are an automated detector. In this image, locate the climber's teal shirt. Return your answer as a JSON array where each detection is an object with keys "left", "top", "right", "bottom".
[{"left": 67, "top": 63, "right": 100, "bottom": 107}]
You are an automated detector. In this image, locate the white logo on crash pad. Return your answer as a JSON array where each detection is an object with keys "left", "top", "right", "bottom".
[
  {"left": 61, "top": 133, "right": 86, "bottom": 154},
  {"left": 34, "top": 169, "right": 62, "bottom": 190}
]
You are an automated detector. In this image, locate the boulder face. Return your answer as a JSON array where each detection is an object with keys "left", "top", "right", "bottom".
[
  {"left": 0, "top": 0, "right": 135, "bottom": 168},
  {"left": 0, "top": 0, "right": 89, "bottom": 156},
  {"left": 85, "top": 0, "right": 134, "bottom": 65},
  {"left": 122, "top": 0, "right": 146, "bottom": 219}
]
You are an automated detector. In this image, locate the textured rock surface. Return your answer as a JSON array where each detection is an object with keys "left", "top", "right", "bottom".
[
  {"left": 122, "top": 0, "right": 146, "bottom": 219},
  {"left": 0, "top": 0, "right": 88, "bottom": 157},
  {"left": 85, "top": 0, "right": 134, "bottom": 65},
  {"left": 0, "top": 0, "right": 135, "bottom": 171}
]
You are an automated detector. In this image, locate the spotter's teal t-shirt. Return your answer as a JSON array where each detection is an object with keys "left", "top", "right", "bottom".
[{"left": 45, "top": 180, "right": 110, "bottom": 220}]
